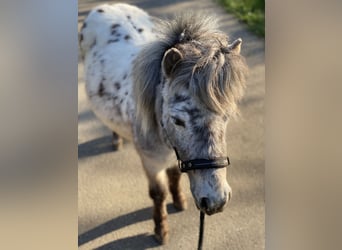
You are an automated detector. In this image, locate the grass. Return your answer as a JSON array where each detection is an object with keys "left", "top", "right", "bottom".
[{"left": 218, "top": 0, "right": 265, "bottom": 37}]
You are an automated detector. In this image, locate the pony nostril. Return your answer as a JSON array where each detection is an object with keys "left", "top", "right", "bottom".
[{"left": 200, "top": 197, "right": 209, "bottom": 210}]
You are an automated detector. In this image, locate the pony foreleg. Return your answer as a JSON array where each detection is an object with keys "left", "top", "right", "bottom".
[
  {"left": 148, "top": 174, "right": 169, "bottom": 244},
  {"left": 166, "top": 166, "right": 187, "bottom": 210}
]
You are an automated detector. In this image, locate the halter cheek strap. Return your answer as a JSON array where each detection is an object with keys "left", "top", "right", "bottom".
[{"left": 174, "top": 147, "right": 230, "bottom": 173}]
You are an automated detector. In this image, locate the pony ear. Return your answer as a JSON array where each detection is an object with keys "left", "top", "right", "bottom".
[
  {"left": 162, "top": 48, "right": 183, "bottom": 78},
  {"left": 228, "top": 38, "right": 242, "bottom": 54}
]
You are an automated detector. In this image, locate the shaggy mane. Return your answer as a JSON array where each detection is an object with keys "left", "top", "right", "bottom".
[{"left": 133, "top": 13, "right": 248, "bottom": 135}]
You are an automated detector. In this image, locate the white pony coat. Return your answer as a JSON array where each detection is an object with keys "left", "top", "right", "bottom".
[{"left": 80, "top": 3, "right": 156, "bottom": 140}]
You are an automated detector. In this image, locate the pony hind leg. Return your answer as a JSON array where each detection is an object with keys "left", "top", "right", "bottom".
[
  {"left": 166, "top": 166, "right": 187, "bottom": 211},
  {"left": 112, "top": 131, "right": 123, "bottom": 151}
]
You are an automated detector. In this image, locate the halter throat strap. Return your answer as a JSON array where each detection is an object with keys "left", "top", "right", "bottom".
[{"left": 174, "top": 147, "right": 230, "bottom": 173}]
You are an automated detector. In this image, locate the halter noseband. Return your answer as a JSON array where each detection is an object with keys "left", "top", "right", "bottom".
[{"left": 174, "top": 147, "right": 230, "bottom": 173}]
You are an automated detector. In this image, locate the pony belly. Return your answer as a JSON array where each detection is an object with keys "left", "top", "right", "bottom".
[{"left": 92, "top": 108, "right": 133, "bottom": 141}]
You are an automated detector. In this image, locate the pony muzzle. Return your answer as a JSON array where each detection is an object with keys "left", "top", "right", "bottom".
[
  {"left": 197, "top": 186, "right": 231, "bottom": 215},
  {"left": 187, "top": 168, "right": 232, "bottom": 215}
]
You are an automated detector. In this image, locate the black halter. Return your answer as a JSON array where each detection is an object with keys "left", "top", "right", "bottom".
[{"left": 173, "top": 147, "right": 230, "bottom": 173}]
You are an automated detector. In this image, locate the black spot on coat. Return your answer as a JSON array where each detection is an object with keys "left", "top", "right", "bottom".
[
  {"left": 111, "top": 23, "right": 120, "bottom": 29},
  {"left": 98, "top": 82, "right": 105, "bottom": 97},
  {"left": 97, "top": 9, "right": 104, "bottom": 13},
  {"left": 114, "top": 82, "right": 121, "bottom": 90},
  {"left": 108, "top": 39, "right": 119, "bottom": 44}
]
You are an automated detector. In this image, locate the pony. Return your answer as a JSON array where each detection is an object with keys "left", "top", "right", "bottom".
[{"left": 79, "top": 3, "right": 248, "bottom": 244}]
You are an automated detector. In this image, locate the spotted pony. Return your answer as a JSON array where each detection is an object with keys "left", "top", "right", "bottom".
[{"left": 80, "top": 3, "right": 248, "bottom": 244}]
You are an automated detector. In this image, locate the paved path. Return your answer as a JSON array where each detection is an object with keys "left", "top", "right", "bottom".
[{"left": 78, "top": 0, "right": 265, "bottom": 249}]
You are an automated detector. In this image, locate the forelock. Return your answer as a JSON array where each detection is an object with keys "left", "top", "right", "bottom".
[{"left": 170, "top": 39, "right": 248, "bottom": 116}]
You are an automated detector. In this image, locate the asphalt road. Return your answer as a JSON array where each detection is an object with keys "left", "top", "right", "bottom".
[{"left": 78, "top": 0, "right": 265, "bottom": 249}]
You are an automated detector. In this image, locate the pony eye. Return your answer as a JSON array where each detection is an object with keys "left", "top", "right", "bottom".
[{"left": 172, "top": 117, "right": 185, "bottom": 127}]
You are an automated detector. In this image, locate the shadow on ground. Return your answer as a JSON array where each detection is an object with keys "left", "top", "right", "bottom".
[
  {"left": 95, "top": 233, "right": 159, "bottom": 250},
  {"left": 79, "top": 204, "right": 181, "bottom": 248},
  {"left": 78, "top": 136, "right": 114, "bottom": 159}
]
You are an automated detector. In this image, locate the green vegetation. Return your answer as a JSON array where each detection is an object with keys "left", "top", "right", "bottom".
[{"left": 219, "top": 0, "right": 265, "bottom": 37}]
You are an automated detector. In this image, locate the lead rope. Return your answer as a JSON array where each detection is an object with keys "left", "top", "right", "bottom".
[
  {"left": 174, "top": 146, "right": 205, "bottom": 249},
  {"left": 198, "top": 211, "right": 205, "bottom": 250},
  {"left": 174, "top": 146, "right": 206, "bottom": 250}
]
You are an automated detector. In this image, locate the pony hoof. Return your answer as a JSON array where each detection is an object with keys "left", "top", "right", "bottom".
[
  {"left": 154, "top": 227, "right": 169, "bottom": 244},
  {"left": 173, "top": 195, "right": 187, "bottom": 211},
  {"left": 173, "top": 200, "right": 187, "bottom": 211},
  {"left": 112, "top": 132, "right": 123, "bottom": 151},
  {"left": 112, "top": 141, "right": 123, "bottom": 151}
]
